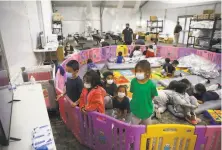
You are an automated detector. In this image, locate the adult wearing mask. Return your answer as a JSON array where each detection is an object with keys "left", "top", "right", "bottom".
[
  {"left": 173, "top": 21, "right": 182, "bottom": 47},
  {"left": 122, "top": 23, "right": 133, "bottom": 45}
]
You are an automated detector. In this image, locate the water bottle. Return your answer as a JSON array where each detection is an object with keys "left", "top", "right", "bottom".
[{"left": 30, "top": 76, "right": 36, "bottom": 84}]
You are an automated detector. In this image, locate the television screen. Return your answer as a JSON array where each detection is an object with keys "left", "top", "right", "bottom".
[{"left": 0, "top": 70, "right": 13, "bottom": 146}]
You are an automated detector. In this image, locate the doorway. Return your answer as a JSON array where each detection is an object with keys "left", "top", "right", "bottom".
[{"left": 177, "top": 15, "right": 193, "bottom": 44}]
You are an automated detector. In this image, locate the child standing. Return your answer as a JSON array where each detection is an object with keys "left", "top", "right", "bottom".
[
  {"left": 102, "top": 71, "right": 118, "bottom": 109},
  {"left": 130, "top": 60, "right": 158, "bottom": 125},
  {"left": 112, "top": 85, "right": 130, "bottom": 119},
  {"left": 57, "top": 60, "right": 83, "bottom": 107},
  {"left": 116, "top": 52, "right": 125, "bottom": 64},
  {"left": 79, "top": 70, "right": 106, "bottom": 114}
]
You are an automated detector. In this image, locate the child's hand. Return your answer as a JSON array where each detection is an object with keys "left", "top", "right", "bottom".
[
  {"left": 71, "top": 102, "right": 77, "bottom": 107},
  {"left": 56, "top": 94, "right": 63, "bottom": 101},
  {"left": 81, "top": 107, "right": 87, "bottom": 114}
]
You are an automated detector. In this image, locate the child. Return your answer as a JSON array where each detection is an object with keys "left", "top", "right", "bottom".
[
  {"left": 102, "top": 71, "right": 118, "bottom": 109},
  {"left": 130, "top": 60, "right": 158, "bottom": 125},
  {"left": 116, "top": 52, "right": 125, "bottom": 64},
  {"left": 57, "top": 60, "right": 83, "bottom": 107},
  {"left": 112, "top": 85, "right": 130, "bottom": 119},
  {"left": 162, "top": 59, "right": 179, "bottom": 77},
  {"left": 129, "top": 46, "right": 142, "bottom": 58},
  {"left": 64, "top": 42, "right": 74, "bottom": 56},
  {"left": 146, "top": 45, "right": 155, "bottom": 58},
  {"left": 193, "top": 83, "right": 221, "bottom": 104},
  {"left": 79, "top": 70, "right": 106, "bottom": 114},
  {"left": 87, "top": 59, "right": 100, "bottom": 76}
]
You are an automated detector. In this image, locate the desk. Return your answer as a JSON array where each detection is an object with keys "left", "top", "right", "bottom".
[{"left": 2, "top": 84, "right": 56, "bottom": 150}]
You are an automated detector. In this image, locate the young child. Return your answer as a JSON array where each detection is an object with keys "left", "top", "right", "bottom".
[
  {"left": 129, "top": 46, "right": 142, "bottom": 58},
  {"left": 116, "top": 52, "right": 125, "bottom": 64},
  {"left": 145, "top": 45, "right": 155, "bottom": 58},
  {"left": 130, "top": 60, "right": 158, "bottom": 125},
  {"left": 162, "top": 58, "right": 179, "bottom": 77},
  {"left": 79, "top": 70, "right": 106, "bottom": 114},
  {"left": 112, "top": 85, "right": 130, "bottom": 119},
  {"left": 193, "top": 83, "right": 221, "bottom": 104},
  {"left": 87, "top": 59, "right": 100, "bottom": 76},
  {"left": 57, "top": 60, "right": 83, "bottom": 107},
  {"left": 102, "top": 71, "right": 118, "bottom": 109}
]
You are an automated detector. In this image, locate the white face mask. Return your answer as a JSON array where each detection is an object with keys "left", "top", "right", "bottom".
[
  {"left": 136, "top": 73, "right": 145, "bottom": 80},
  {"left": 118, "top": 92, "right": 125, "bottom": 98},
  {"left": 84, "top": 83, "right": 91, "bottom": 89},
  {"left": 107, "top": 79, "right": 113, "bottom": 84},
  {"left": 66, "top": 72, "right": 72, "bottom": 78}
]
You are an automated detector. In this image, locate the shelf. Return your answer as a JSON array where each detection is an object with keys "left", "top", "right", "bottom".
[
  {"left": 147, "top": 26, "right": 163, "bottom": 28},
  {"left": 53, "top": 28, "right": 62, "bottom": 29},
  {"left": 147, "top": 20, "right": 163, "bottom": 22},
  {"left": 191, "top": 19, "right": 215, "bottom": 21},
  {"left": 190, "top": 27, "right": 213, "bottom": 30},
  {"left": 188, "top": 36, "right": 211, "bottom": 39}
]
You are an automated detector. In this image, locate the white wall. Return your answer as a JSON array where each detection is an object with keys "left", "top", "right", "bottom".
[
  {"left": 55, "top": 6, "right": 139, "bottom": 35},
  {"left": 0, "top": 1, "right": 41, "bottom": 77},
  {"left": 141, "top": 1, "right": 221, "bottom": 36}
]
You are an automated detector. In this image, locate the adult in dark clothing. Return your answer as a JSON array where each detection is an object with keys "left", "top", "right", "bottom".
[
  {"left": 173, "top": 21, "right": 182, "bottom": 46},
  {"left": 64, "top": 42, "right": 74, "bottom": 56},
  {"left": 122, "top": 23, "right": 133, "bottom": 45}
]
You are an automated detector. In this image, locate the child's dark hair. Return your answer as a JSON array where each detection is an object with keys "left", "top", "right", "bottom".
[
  {"left": 116, "top": 85, "right": 127, "bottom": 96},
  {"left": 66, "top": 60, "right": 79, "bottom": 71},
  {"left": 83, "top": 70, "right": 102, "bottom": 89},
  {"left": 148, "top": 45, "right": 153, "bottom": 49},
  {"left": 165, "top": 80, "right": 178, "bottom": 90},
  {"left": 87, "top": 59, "right": 93, "bottom": 64},
  {"left": 135, "top": 60, "right": 151, "bottom": 73},
  {"left": 134, "top": 46, "right": 140, "bottom": 50},
  {"left": 180, "top": 79, "right": 191, "bottom": 86},
  {"left": 118, "top": 51, "right": 123, "bottom": 56},
  {"left": 103, "top": 71, "right": 113, "bottom": 79},
  {"left": 195, "top": 83, "right": 207, "bottom": 94},
  {"left": 175, "top": 82, "right": 188, "bottom": 94},
  {"left": 165, "top": 58, "right": 170, "bottom": 63},
  {"left": 172, "top": 60, "right": 179, "bottom": 65}
]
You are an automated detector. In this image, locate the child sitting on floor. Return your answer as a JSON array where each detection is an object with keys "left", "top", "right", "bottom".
[
  {"left": 193, "top": 83, "right": 221, "bottom": 104},
  {"left": 112, "top": 85, "right": 130, "bottom": 119},
  {"left": 116, "top": 52, "right": 125, "bottom": 64},
  {"left": 129, "top": 46, "right": 142, "bottom": 58},
  {"left": 145, "top": 45, "right": 155, "bottom": 58},
  {"left": 161, "top": 58, "right": 179, "bottom": 77},
  {"left": 102, "top": 71, "right": 118, "bottom": 109},
  {"left": 79, "top": 70, "right": 106, "bottom": 114}
]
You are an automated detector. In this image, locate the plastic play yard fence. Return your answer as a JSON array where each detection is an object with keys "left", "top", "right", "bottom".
[{"left": 56, "top": 45, "right": 221, "bottom": 150}]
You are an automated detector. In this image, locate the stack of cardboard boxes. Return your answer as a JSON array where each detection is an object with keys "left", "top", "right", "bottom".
[{"left": 193, "top": 9, "right": 221, "bottom": 20}]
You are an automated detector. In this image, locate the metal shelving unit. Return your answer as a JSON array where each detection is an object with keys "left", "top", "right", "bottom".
[
  {"left": 147, "top": 20, "right": 163, "bottom": 40},
  {"left": 186, "top": 17, "right": 221, "bottom": 52},
  {"left": 52, "top": 20, "right": 63, "bottom": 42}
]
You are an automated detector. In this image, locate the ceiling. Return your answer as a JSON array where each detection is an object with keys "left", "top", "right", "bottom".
[{"left": 52, "top": 1, "right": 144, "bottom": 8}]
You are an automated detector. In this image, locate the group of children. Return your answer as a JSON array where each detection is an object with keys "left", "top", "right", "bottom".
[{"left": 57, "top": 55, "right": 221, "bottom": 125}]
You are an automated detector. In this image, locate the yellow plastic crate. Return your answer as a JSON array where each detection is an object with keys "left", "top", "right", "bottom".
[{"left": 140, "top": 124, "right": 197, "bottom": 150}]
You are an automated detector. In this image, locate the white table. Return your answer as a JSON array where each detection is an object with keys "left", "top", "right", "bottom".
[
  {"left": 2, "top": 84, "right": 56, "bottom": 150},
  {"left": 33, "top": 48, "right": 57, "bottom": 65}
]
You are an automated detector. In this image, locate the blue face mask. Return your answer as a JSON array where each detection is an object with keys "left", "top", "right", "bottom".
[{"left": 66, "top": 72, "right": 73, "bottom": 78}]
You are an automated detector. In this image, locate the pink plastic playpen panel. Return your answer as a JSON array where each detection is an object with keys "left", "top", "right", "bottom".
[
  {"left": 55, "top": 70, "right": 65, "bottom": 91},
  {"left": 204, "top": 125, "right": 221, "bottom": 150},
  {"left": 110, "top": 46, "right": 117, "bottom": 57},
  {"left": 101, "top": 46, "right": 111, "bottom": 60},
  {"left": 178, "top": 47, "right": 197, "bottom": 57},
  {"left": 89, "top": 48, "right": 102, "bottom": 63},
  {"left": 78, "top": 51, "right": 89, "bottom": 65},
  {"left": 157, "top": 46, "right": 179, "bottom": 60},
  {"left": 56, "top": 88, "right": 67, "bottom": 125},
  {"left": 127, "top": 45, "right": 134, "bottom": 54}
]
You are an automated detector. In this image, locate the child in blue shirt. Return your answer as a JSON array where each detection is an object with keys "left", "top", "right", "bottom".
[{"left": 116, "top": 52, "right": 125, "bottom": 64}]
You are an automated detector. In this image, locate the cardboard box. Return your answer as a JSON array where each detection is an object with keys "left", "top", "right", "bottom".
[
  {"left": 203, "top": 14, "right": 209, "bottom": 19},
  {"left": 198, "top": 15, "right": 204, "bottom": 19},
  {"left": 210, "top": 13, "right": 215, "bottom": 19},
  {"left": 150, "top": 16, "right": 157, "bottom": 21},
  {"left": 203, "top": 9, "right": 215, "bottom": 14}
]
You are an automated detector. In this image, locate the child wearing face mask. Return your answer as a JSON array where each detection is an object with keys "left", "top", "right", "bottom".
[
  {"left": 102, "top": 71, "right": 118, "bottom": 109},
  {"left": 130, "top": 60, "right": 158, "bottom": 125},
  {"left": 79, "top": 70, "right": 106, "bottom": 114},
  {"left": 112, "top": 85, "right": 130, "bottom": 119},
  {"left": 57, "top": 60, "right": 83, "bottom": 107}
]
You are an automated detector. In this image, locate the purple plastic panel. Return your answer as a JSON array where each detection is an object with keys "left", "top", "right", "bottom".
[
  {"left": 110, "top": 45, "right": 117, "bottom": 57},
  {"left": 178, "top": 47, "right": 197, "bottom": 58},
  {"left": 101, "top": 46, "right": 111, "bottom": 60},
  {"left": 194, "top": 126, "right": 207, "bottom": 150},
  {"left": 204, "top": 125, "right": 221, "bottom": 150},
  {"left": 87, "top": 111, "right": 145, "bottom": 150},
  {"left": 127, "top": 45, "right": 134, "bottom": 55},
  {"left": 213, "top": 53, "right": 221, "bottom": 69},
  {"left": 78, "top": 50, "right": 89, "bottom": 66}
]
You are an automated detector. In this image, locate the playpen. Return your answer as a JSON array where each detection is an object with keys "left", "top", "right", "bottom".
[{"left": 56, "top": 45, "right": 221, "bottom": 150}]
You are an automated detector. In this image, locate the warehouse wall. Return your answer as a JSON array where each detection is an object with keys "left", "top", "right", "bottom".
[
  {"left": 0, "top": 1, "right": 40, "bottom": 77},
  {"left": 55, "top": 6, "right": 139, "bottom": 36},
  {"left": 141, "top": 2, "right": 221, "bottom": 36}
]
